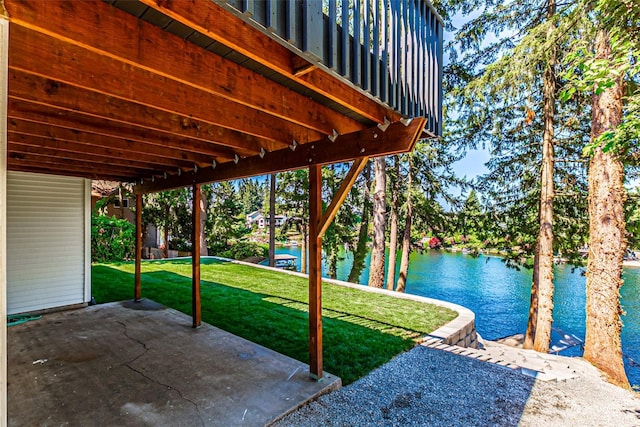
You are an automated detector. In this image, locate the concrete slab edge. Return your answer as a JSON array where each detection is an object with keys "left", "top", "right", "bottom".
[{"left": 266, "top": 373, "right": 342, "bottom": 426}]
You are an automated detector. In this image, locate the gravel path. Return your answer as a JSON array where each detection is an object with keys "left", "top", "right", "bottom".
[{"left": 273, "top": 345, "right": 640, "bottom": 427}]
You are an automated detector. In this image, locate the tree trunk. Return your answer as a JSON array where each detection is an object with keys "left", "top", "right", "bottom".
[
  {"left": 368, "top": 156, "right": 387, "bottom": 288},
  {"left": 198, "top": 186, "right": 208, "bottom": 256},
  {"left": 397, "top": 157, "right": 413, "bottom": 293},
  {"left": 269, "top": 173, "right": 276, "bottom": 267},
  {"left": 348, "top": 162, "right": 372, "bottom": 283},
  {"left": 300, "top": 223, "right": 308, "bottom": 274},
  {"left": 163, "top": 208, "right": 169, "bottom": 259},
  {"left": 524, "top": 0, "right": 556, "bottom": 352},
  {"left": 583, "top": 29, "right": 629, "bottom": 389},
  {"left": 386, "top": 156, "right": 400, "bottom": 291},
  {"left": 328, "top": 250, "right": 338, "bottom": 279}
]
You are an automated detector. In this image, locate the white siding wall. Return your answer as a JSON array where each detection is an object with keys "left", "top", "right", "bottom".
[{"left": 7, "top": 172, "right": 90, "bottom": 315}]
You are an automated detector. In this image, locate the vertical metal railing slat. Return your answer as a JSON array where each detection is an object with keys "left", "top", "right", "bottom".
[
  {"left": 340, "top": 0, "right": 350, "bottom": 77},
  {"left": 352, "top": 0, "right": 361, "bottom": 86},
  {"left": 328, "top": 0, "right": 338, "bottom": 69},
  {"left": 437, "top": 19, "right": 443, "bottom": 135},
  {"left": 363, "top": 0, "right": 371, "bottom": 92},
  {"left": 371, "top": 0, "right": 380, "bottom": 97}
]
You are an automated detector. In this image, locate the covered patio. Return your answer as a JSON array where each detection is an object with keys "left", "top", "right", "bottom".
[
  {"left": 0, "top": 0, "right": 442, "bottom": 423},
  {"left": 8, "top": 299, "right": 339, "bottom": 426}
]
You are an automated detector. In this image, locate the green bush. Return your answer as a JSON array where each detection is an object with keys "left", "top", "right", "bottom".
[
  {"left": 211, "top": 240, "right": 267, "bottom": 260},
  {"left": 91, "top": 215, "right": 135, "bottom": 262}
]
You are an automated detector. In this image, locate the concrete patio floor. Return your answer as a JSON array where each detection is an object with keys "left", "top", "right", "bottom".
[{"left": 7, "top": 299, "right": 340, "bottom": 426}]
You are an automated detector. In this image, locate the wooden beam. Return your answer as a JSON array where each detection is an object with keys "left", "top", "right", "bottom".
[
  {"left": 9, "top": 70, "right": 284, "bottom": 153},
  {"left": 8, "top": 114, "right": 233, "bottom": 166},
  {"left": 5, "top": 0, "right": 362, "bottom": 135},
  {"left": 135, "top": 119, "right": 426, "bottom": 194},
  {"left": 192, "top": 184, "right": 202, "bottom": 328},
  {"left": 308, "top": 164, "right": 323, "bottom": 380},
  {"left": 9, "top": 137, "right": 185, "bottom": 174},
  {"left": 135, "top": 194, "right": 142, "bottom": 302},
  {"left": 8, "top": 153, "right": 153, "bottom": 178},
  {"left": 9, "top": 25, "right": 323, "bottom": 145},
  {"left": 7, "top": 163, "right": 133, "bottom": 181},
  {"left": 318, "top": 157, "right": 369, "bottom": 238},
  {"left": 139, "top": 0, "right": 400, "bottom": 125}
]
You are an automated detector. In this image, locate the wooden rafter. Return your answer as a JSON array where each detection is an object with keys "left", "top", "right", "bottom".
[
  {"left": 139, "top": 0, "right": 401, "bottom": 125},
  {"left": 8, "top": 101, "right": 245, "bottom": 160},
  {"left": 7, "top": 0, "right": 363, "bottom": 136},
  {"left": 10, "top": 70, "right": 282, "bottom": 154},
  {"left": 10, "top": 27, "right": 321, "bottom": 146}
]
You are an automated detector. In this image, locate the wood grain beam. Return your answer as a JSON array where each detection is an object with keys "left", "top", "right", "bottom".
[
  {"left": 9, "top": 141, "right": 166, "bottom": 173},
  {"left": 9, "top": 70, "right": 284, "bottom": 153},
  {"left": 135, "top": 118, "right": 426, "bottom": 194},
  {"left": 139, "top": 0, "right": 400, "bottom": 124},
  {"left": 318, "top": 157, "right": 369, "bottom": 238},
  {"left": 8, "top": 117, "right": 222, "bottom": 168},
  {"left": 9, "top": 133, "right": 197, "bottom": 171},
  {"left": 8, "top": 155, "right": 148, "bottom": 179},
  {"left": 5, "top": 0, "right": 362, "bottom": 135},
  {"left": 8, "top": 99, "right": 241, "bottom": 161},
  {"left": 9, "top": 25, "right": 322, "bottom": 145},
  {"left": 8, "top": 163, "right": 133, "bottom": 181}
]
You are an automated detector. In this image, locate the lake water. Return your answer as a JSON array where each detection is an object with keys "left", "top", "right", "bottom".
[{"left": 274, "top": 246, "right": 640, "bottom": 387}]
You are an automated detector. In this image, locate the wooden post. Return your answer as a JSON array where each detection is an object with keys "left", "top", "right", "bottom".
[
  {"left": 308, "top": 164, "right": 323, "bottom": 380},
  {"left": 134, "top": 193, "right": 142, "bottom": 301},
  {"left": 269, "top": 173, "right": 276, "bottom": 267},
  {"left": 192, "top": 184, "right": 202, "bottom": 328}
]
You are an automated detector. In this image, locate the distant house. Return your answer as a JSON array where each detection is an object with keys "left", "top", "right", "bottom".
[
  {"left": 246, "top": 211, "right": 287, "bottom": 228},
  {"left": 90, "top": 181, "right": 134, "bottom": 223}
]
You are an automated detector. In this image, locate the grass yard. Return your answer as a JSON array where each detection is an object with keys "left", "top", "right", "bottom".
[{"left": 92, "top": 258, "right": 457, "bottom": 384}]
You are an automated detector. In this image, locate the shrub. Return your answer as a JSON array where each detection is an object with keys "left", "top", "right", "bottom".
[
  {"left": 91, "top": 215, "right": 135, "bottom": 262},
  {"left": 212, "top": 240, "right": 267, "bottom": 260},
  {"left": 428, "top": 236, "right": 442, "bottom": 250}
]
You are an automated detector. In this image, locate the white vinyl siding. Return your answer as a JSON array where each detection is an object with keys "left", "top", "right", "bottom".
[{"left": 7, "top": 172, "right": 89, "bottom": 314}]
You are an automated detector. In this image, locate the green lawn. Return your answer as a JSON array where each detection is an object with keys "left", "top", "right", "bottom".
[{"left": 92, "top": 258, "right": 457, "bottom": 384}]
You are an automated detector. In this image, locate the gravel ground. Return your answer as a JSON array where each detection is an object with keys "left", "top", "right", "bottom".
[{"left": 273, "top": 345, "right": 640, "bottom": 427}]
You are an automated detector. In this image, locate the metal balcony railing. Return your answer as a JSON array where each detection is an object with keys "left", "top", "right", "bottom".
[{"left": 224, "top": 0, "right": 443, "bottom": 136}]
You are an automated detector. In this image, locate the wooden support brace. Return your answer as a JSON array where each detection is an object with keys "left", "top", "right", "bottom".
[
  {"left": 192, "top": 183, "right": 202, "bottom": 328},
  {"left": 317, "top": 156, "right": 369, "bottom": 238},
  {"left": 292, "top": 55, "right": 317, "bottom": 77},
  {"left": 134, "top": 193, "right": 142, "bottom": 301},
  {"left": 308, "top": 164, "right": 323, "bottom": 380}
]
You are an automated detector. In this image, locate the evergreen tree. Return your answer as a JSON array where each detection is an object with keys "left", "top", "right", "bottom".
[
  {"left": 447, "top": 0, "right": 590, "bottom": 351},
  {"left": 560, "top": 0, "right": 640, "bottom": 388}
]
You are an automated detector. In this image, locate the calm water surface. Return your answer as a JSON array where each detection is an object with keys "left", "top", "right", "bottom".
[{"left": 275, "top": 246, "right": 640, "bottom": 387}]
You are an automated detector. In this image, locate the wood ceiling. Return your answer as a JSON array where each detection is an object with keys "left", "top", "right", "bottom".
[{"left": 3, "top": 0, "right": 427, "bottom": 193}]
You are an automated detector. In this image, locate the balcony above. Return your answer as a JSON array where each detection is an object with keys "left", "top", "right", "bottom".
[
  {"left": 222, "top": 0, "right": 443, "bottom": 136},
  {"left": 3, "top": 0, "right": 442, "bottom": 191}
]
